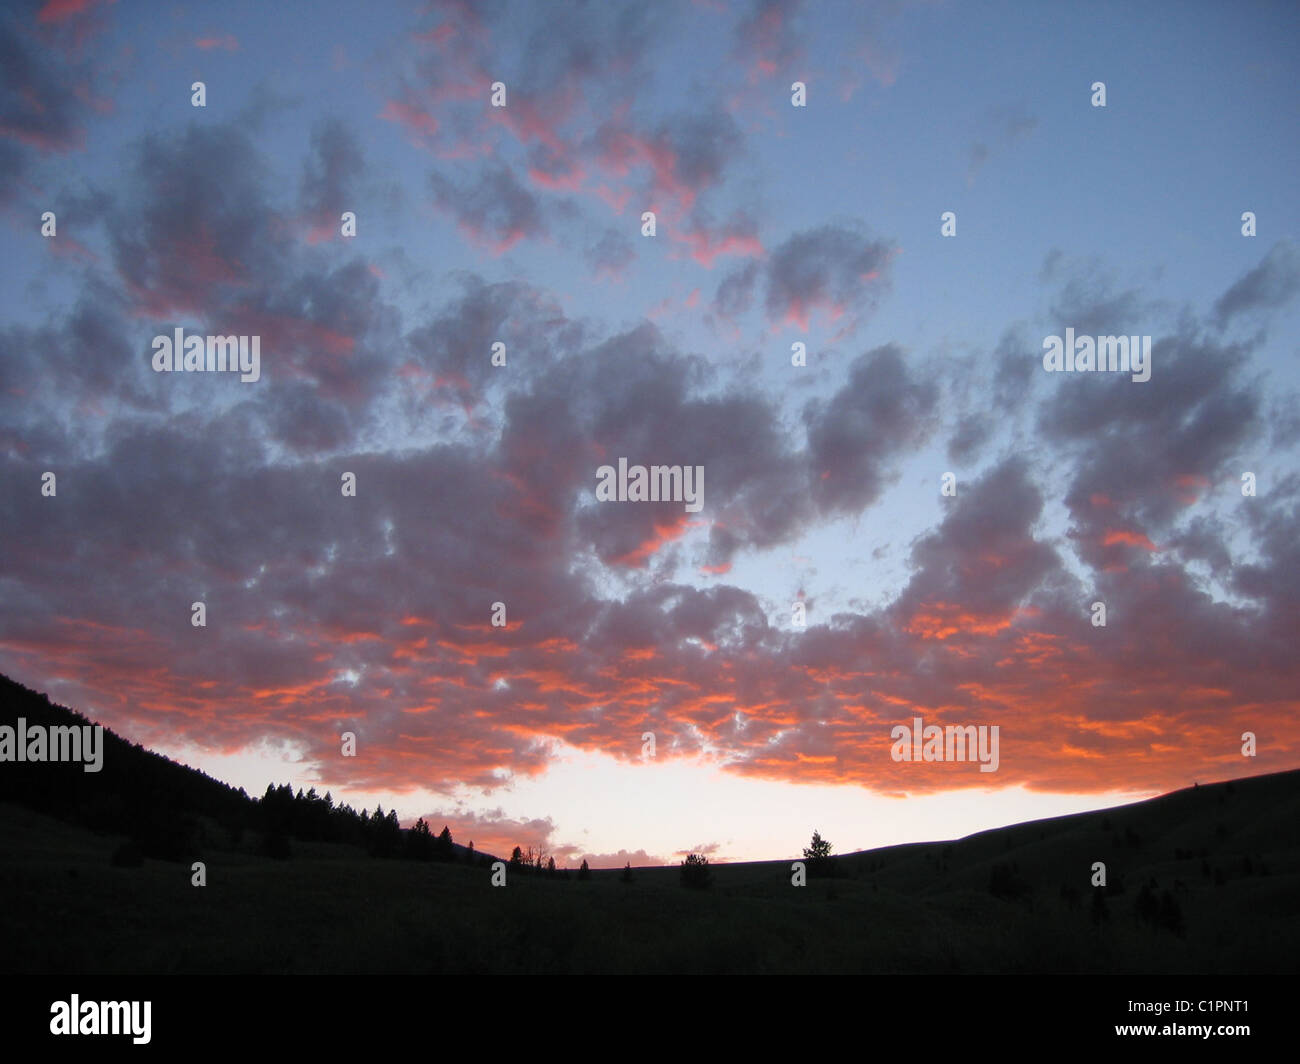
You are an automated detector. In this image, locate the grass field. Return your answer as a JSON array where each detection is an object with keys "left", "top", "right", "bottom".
[{"left": 2, "top": 769, "right": 1297, "bottom": 974}]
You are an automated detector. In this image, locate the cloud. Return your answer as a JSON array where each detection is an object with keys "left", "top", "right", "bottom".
[
  {"left": 804, "top": 344, "right": 939, "bottom": 516},
  {"left": 590, "top": 107, "right": 747, "bottom": 222},
  {"left": 105, "top": 123, "right": 284, "bottom": 318},
  {"left": 1214, "top": 239, "right": 1300, "bottom": 324},
  {"left": 429, "top": 161, "right": 547, "bottom": 254},
  {"left": 298, "top": 118, "right": 364, "bottom": 244},
  {"left": 37, "top": 0, "right": 113, "bottom": 24},
  {"left": 585, "top": 227, "right": 635, "bottom": 281},
  {"left": 1038, "top": 319, "right": 1263, "bottom": 569},
  {"left": 966, "top": 103, "right": 1038, "bottom": 184},
  {"left": 412, "top": 808, "right": 559, "bottom": 861},
  {"left": 674, "top": 209, "right": 763, "bottom": 268},
  {"left": 732, "top": 0, "right": 805, "bottom": 83},
  {"left": 579, "top": 848, "right": 665, "bottom": 868},
  {"left": 0, "top": 16, "right": 90, "bottom": 155},
  {"left": 713, "top": 260, "right": 759, "bottom": 318},
  {"left": 195, "top": 33, "right": 238, "bottom": 51},
  {"left": 764, "top": 223, "right": 895, "bottom": 330},
  {"left": 4, "top": 2, "right": 1299, "bottom": 861},
  {"left": 891, "top": 457, "right": 1062, "bottom": 640}
]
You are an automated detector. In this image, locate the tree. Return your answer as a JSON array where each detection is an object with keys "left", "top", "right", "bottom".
[
  {"left": 680, "top": 853, "right": 711, "bottom": 889},
  {"left": 510, "top": 845, "right": 524, "bottom": 868},
  {"left": 407, "top": 816, "right": 433, "bottom": 861},
  {"left": 621, "top": 861, "right": 634, "bottom": 884},
  {"left": 803, "top": 830, "right": 833, "bottom": 876},
  {"left": 435, "top": 825, "right": 454, "bottom": 861},
  {"left": 547, "top": 856, "right": 556, "bottom": 875},
  {"left": 578, "top": 858, "right": 591, "bottom": 881}
]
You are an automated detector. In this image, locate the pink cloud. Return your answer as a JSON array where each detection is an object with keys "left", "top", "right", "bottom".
[
  {"left": 37, "top": 0, "right": 111, "bottom": 24},
  {"left": 196, "top": 34, "right": 239, "bottom": 52},
  {"left": 379, "top": 99, "right": 440, "bottom": 144}
]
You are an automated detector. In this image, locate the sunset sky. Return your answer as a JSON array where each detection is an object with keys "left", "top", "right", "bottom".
[{"left": 2, "top": 0, "right": 1298, "bottom": 867}]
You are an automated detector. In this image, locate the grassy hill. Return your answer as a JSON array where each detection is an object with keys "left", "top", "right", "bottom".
[{"left": 2, "top": 767, "right": 1296, "bottom": 974}]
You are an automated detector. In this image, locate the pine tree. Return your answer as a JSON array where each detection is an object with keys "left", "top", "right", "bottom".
[
  {"left": 803, "top": 830, "right": 833, "bottom": 877},
  {"left": 407, "top": 817, "right": 433, "bottom": 861}
]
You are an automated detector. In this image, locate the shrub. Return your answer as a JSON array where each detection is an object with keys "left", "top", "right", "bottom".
[
  {"left": 1135, "top": 882, "right": 1160, "bottom": 925},
  {"left": 680, "top": 853, "right": 712, "bottom": 889},
  {"left": 1158, "top": 890, "right": 1185, "bottom": 936}
]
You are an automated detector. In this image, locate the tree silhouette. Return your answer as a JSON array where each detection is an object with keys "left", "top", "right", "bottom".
[
  {"left": 407, "top": 817, "right": 434, "bottom": 861},
  {"left": 435, "top": 825, "right": 454, "bottom": 862},
  {"left": 803, "top": 830, "right": 833, "bottom": 877},
  {"left": 680, "top": 853, "right": 711, "bottom": 889},
  {"left": 578, "top": 858, "right": 591, "bottom": 880}
]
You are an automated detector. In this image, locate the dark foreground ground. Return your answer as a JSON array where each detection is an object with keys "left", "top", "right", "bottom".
[{"left": 2, "top": 769, "right": 1297, "bottom": 974}]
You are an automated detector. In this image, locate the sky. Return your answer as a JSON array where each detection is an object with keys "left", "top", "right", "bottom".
[{"left": 1, "top": 0, "right": 1298, "bottom": 868}]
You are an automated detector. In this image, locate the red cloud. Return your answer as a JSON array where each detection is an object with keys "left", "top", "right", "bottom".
[{"left": 1102, "top": 528, "right": 1158, "bottom": 551}]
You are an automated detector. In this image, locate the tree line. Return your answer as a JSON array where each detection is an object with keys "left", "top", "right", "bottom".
[{"left": 258, "top": 782, "right": 475, "bottom": 863}]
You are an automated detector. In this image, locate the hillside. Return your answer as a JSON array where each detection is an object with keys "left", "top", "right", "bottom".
[{"left": 1, "top": 668, "right": 1295, "bottom": 972}]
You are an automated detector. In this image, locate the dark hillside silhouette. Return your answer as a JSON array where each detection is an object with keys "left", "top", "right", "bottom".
[{"left": 0, "top": 674, "right": 493, "bottom": 864}]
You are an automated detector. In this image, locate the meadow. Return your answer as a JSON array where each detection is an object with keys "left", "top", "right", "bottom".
[{"left": 2, "top": 769, "right": 1295, "bottom": 974}]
